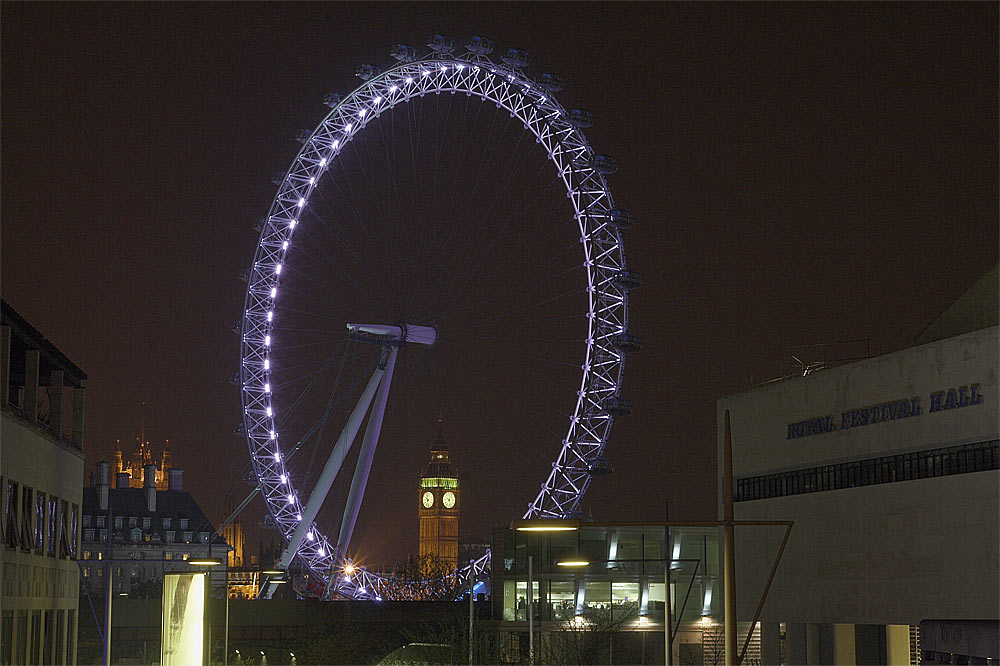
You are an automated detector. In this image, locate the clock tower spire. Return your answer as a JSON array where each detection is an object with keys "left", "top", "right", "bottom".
[{"left": 418, "top": 416, "right": 459, "bottom": 573}]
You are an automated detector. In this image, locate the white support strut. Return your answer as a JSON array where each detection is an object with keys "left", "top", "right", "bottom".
[
  {"left": 262, "top": 363, "right": 385, "bottom": 601},
  {"left": 337, "top": 345, "right": 397, "bottom": 558}
]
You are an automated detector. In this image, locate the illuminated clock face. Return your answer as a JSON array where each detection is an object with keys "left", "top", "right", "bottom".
[
  {"left": 442, "top": 491, "right": 456, "bottom": 509},
  {"left": 421, "top": 491, "right": 434, "bottom": 508}
]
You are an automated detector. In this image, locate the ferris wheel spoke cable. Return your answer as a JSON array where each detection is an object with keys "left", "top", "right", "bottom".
[
  {"left": 430, "top": 163, "right": 568, "bottom": 323},
  {"left": 420, "top": 104, "right": 508, "bottom": 296},
  {"left": 304, "top": 188, "right": 396, "bottom": 300},
  {"left": 446, "top": 286, "right": 585, "bottom": 336},
  {"left": 405, "top": 96, "right": 483, "bottom": 317},
  {"left": 283, "top": 215, "right": 393, "bottom": 307},
  {"left": 280, "top": 250, "right": 391, "bottom": 318},
  {"left": 435, "top": 224, "right": 581, "bottom": 328}
]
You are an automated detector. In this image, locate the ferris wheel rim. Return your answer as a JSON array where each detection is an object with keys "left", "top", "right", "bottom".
[{"left": 239, "top": 46, "right": 630, "bottom": 598}]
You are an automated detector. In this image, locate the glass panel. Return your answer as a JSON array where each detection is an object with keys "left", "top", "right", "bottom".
[
  {"left": 584, "top": 580, "right": 610, "bottom": 612},
  {"left": 503, "top": 580, "right": 516, "bottom": 621},
  {"left": 549, "top": 580, "right": 575, "bottom": 620},
  {"left": 21, "top": 488, "right": 33, "bottom": 552},
  {"left": 70, "top": 505, "right": 78, "bottom": 558},
  {"left": 34, "top": 493, "right": 45, "bottom": 555},
  {"left": 59, "top": 501, "right": 68, "bottom": 558},
  {"left": 611, "top": 581, "right": 639, "bottom": 619},
  {"left": 46, "top": 497, "right": 57, "bottom": 557},
  {"left": 514, "top": 581, "right": 539, "bottom": 621}
]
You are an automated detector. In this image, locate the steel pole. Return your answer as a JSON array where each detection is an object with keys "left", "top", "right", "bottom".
[
  {"left": 527, "top": 554, "right": 534, "bottom": 666},
  {"left": 665, "top": 502, "right": 673, "bottom": 666},
  {"left": 468, "top": 560, "right": 475, "bottom": 666},
  {"left": 723, "top": 410, "right": 737, "bottom": 665},
  {"left": 104, "top": 505, "right": 112, "bottom": 666}
]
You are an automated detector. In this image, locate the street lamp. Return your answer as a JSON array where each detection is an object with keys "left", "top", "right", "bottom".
[{"left": 512, "top": 518, "right": 580, "bottom": 532}]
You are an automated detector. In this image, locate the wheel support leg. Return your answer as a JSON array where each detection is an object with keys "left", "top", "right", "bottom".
[
  {"left": 336, "top": 346, "right": 398, "bottom": 557},
  {"left": 275, "top": 362, "right": 385, "bottom": 573}
]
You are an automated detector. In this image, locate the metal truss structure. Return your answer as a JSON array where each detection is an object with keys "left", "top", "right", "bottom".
[{"left": 240, "top": 35, "right": 639, "bottom": 600}]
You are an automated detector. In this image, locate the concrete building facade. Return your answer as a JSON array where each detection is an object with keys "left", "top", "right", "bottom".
[
  {"left": 1, "top": 301, "right": 87, "bottom": 666},
  {"left": 718, "top": 272, "right": 998, "bottom": 665}
]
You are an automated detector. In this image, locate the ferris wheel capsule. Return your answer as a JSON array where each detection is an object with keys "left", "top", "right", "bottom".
[
  {"left": 294, "top": 129, "right": 311, "bottom": 144},
  {"left": 590, "top": 154, "right": 618, "bottom": 175},
  {"left": 356, "top": 64, "right": 380, "bottom": 81},
  {"left": 534, "top": 72, "right": 564, "bottom": 92},
  {"left": 270, "top": 172, "right": 286, "bottom": 186},
  {"left": 600, "top": 395, "right": 632, "bottom": 417},
  {"left": 390, "top": 44, "right": 417, "bottom": 62},
  {"left": 613, "top": 332, "right": 642, "bottom": 354},
  {"left": 566, "top": 108, "right": 594, "bottom": 128},
  {"left": 427, "top": 34, "right": 456, "bottom": 53},
  {"left": 323, "top": 92, "right": 342, "bottom": 108},
  {"left": 607, "top": 208, "right": 635, "bottom": 230},
  {"left": 501, "top": 48, "right": 531, "bottom": 69},
  {"left": 465, "top": 35, "right": 493, "bottom": 55},
  {"left": 613, "top": 269, "right": 643, "bottom": 291},
  {"left": 586, "top": 457, "right": 614, "bottom": 475}
]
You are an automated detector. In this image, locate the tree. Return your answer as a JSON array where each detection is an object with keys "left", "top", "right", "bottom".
[{"left": 538, "top": 605, "right": 639, "bottom": 665}]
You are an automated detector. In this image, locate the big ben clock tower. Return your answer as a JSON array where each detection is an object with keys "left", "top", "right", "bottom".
[{"left": 418, "top": 418, "right": 459, "bottom": 572}]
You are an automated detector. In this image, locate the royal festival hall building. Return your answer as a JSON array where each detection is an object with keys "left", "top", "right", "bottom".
[{"left": 718, "top": 265, "right": 998, "bottom": 665}]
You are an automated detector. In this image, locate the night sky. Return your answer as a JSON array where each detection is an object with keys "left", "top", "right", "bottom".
[{"left": 3, "top": 3, "right": 996, "bottom": 569}]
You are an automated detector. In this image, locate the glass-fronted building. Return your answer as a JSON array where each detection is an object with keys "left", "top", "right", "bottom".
[{"left": 491, "top": 524, "right": 724, "bottom": 664}]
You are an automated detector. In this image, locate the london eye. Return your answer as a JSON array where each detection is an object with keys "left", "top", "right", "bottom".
[{"left": 238, "top": 34, "right": 640, "bottom": 599}]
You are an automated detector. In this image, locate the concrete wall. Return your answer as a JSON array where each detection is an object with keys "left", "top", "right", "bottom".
[
  {"left": 717, "top": 326, "right": 999, "bottom": 626},
  {"left": 1, "top": 411, "right": 85, "bottom": 665},
  {"left": 720, "top": 326, "right": 997, "bottom": 479}
]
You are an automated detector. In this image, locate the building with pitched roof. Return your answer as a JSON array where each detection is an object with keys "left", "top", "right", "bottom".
[{"left": 79, "top": 462, "right": 230, "bottom": 598}]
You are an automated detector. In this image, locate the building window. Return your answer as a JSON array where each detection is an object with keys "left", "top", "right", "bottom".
[
  {"left": 83, "top": 514, "right": 91, "bottom": 528},
  {"left": 142, "top": 517, "right": 151, "bottom": 530},
  {"left": 4, "top": 481, "right": 17, "bottom": 549},
  {"left": 199, "top": 532, "right": 209, "bottom": 544},
  {"left": 162, "top": 517, "right": 171, "bottom": 529},
  {"left": 183, "top": 531, "right": 193, "bottom": 544},
  {"left": 179, "top": 518, "right": 189, "bottom": 530},
  {"left": 114, "top": 516, "right": 123, "bottom": 530},
  {"left": 84, "top": 529, "right": 95, "bottom": 543},
  {"left": 59, "top": 500, "right": 69, "bottom": 558},
  {"left": 70, "top": 504, "right": 79, "bottom": 558},
  {"left": 130, "top": 528, "right": 142, "bottom": 542},
  {"left": 21, "top": 487, "right": 33, "bottom": 552},
  {"left": 736, "top": 439, "right": 999, "bottom": 502},
  {"left": 83, "top": 567, "right": 90, "bottom": 578},
  {"left": 47, "top": 495, "right": 57, "bottom": 557},
  {"left": 182, "top": 553, "right": 190, "bottom": 561},
  {"left": 164, "top": 552, "right": 173, "bottom": 561},
  {"left": 165, "top": 530, "right": 175, "bottom": 544},
  {"left": 34, "top": 492, "right": 45, "bottom": 555},
  {"left": 128, "top": 516, "right": 137, "bottom": 529}
]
